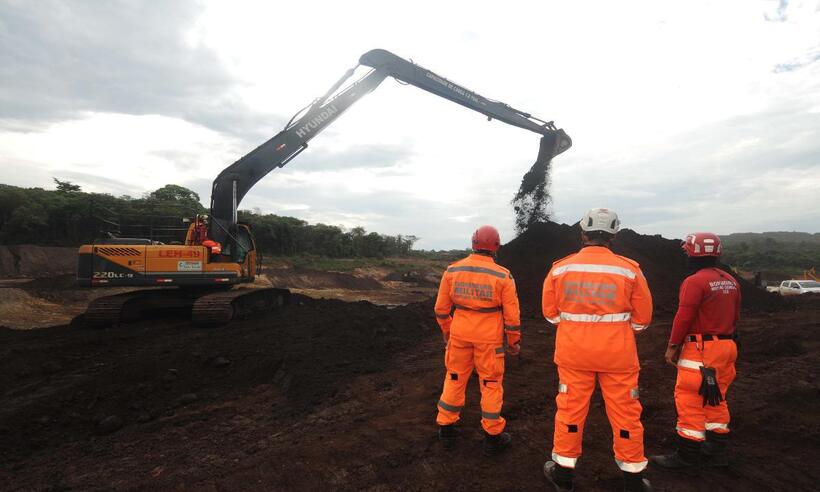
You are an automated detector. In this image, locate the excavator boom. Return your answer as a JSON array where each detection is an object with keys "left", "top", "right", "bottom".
[
  {"left": 210, "top": 48, "right": 570, "bottom": 245},
  {"left": 79, "top": 49, "right": 571, "bottom": 327}
]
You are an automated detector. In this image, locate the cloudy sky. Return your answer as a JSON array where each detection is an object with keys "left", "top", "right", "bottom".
[{"left": 1, "top": 0, "right": 818, "bottom": 249}]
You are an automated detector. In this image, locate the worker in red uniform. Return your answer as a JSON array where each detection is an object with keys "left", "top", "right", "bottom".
[
  {"left": 542, "top": 208, "right": 653, "bottom": 492},
  {"left": 434, "top": 225, "right": 521, "bottom": 456},
  {"left": 651, "top": 232, "right": 740, "bottom": 469}
]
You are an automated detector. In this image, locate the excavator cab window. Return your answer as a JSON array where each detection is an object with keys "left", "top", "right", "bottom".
[{"left": 231, "top": 225, "right": 254, "bottom": 263}]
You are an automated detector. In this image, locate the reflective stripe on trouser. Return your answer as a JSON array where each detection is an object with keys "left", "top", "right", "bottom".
[
  {"left": 553, "top": 366, "right": 646, "bottom": 472},
  {"left": 436, "top": 337, "right": 506, "bottom": 435},
  {"left": 674, "top": 339, "right": 737, "bottom": 441}
]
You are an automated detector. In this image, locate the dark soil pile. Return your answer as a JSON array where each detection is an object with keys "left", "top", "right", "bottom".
[
  {"left": 263, "top": 266, "right": 383, "bottom": 290},
  {"left": 1, "top": 295, "right": 817, "bottom": 491},
  {"left": 0, "top": 295, "right": 435, "bottom": 466},
  {"left": 498, "top": 222, "right": 781, "bottom": 318},
  {"left": 0, "top": 245, "right": 76, "bottom": 278}
]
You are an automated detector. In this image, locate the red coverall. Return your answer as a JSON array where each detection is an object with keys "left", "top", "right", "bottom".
[
  {"left": 670, "top": 267, "right": 741, "bottom": 441},
  {"left": 542, "top": 246, "right": 653, "bottom": 473},
  {"left": 434, "top": 253, "right": 520, "bottom": 435}
]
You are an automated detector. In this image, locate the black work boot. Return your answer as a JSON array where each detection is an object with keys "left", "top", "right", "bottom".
[
  {"left": 623, "top": 471, "right": 653, "bottom": 492},
  {"left": 482, "top": 431, "right": 512, "bottom": 456},
  {"left": 702, "top": 430, "right": 729, "bottom": 467},
  {"left": 650, "top": 434, "right": 701, "bottom": 469},
  {"left": 438, "top": 424, "right": 456, "bottom": 449},
  {"left": 543, "top": 460, "right": 574, "bottom": 492}
]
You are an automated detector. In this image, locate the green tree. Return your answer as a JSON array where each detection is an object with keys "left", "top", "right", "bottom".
[{"left": 53, "top": 178, "right": 81, "bottom": 193}]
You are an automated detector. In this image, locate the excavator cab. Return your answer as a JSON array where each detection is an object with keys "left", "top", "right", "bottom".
[{"left": 219, "top": 223, "right": 256, "bottom": 280}]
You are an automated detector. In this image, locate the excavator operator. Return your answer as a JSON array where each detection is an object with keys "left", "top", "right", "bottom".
[{"left": 433, "top": 225, "right": 521, "bottom": 456}]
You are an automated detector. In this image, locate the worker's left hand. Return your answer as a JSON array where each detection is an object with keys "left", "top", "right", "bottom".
[
  {"left": 506, "top": 343, "right": 521, "bottom": 356},
  {"left": 665, "top": 345, "right": 680, "bottom": 367}
]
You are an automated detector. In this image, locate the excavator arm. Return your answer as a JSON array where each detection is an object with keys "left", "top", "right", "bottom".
[{"left": 209, "top": 49, "right": 571, "bottom": 245}]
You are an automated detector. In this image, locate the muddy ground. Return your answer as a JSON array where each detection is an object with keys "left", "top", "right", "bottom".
[
  {"left": 1, "top": 227, "right": 818, "bottom": 491},
  {"left": 1, "top": 297, "right": 818, "bottom": 490}
]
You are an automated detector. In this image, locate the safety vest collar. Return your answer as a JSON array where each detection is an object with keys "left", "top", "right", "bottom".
[
  {"left": 466, "top": 253, "right": 497, "bottom": 264},
  {"left": 579, "top": 245, "right": 614, "bottom": 255}
]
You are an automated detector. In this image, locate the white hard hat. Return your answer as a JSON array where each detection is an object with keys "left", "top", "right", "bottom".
[{"left": 580, "top": 208, "right": 620, "bottom": 234}]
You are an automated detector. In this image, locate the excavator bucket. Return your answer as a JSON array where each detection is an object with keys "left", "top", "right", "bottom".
[{"left": 538, "top": 129, "right": 572, "bottom": 161}]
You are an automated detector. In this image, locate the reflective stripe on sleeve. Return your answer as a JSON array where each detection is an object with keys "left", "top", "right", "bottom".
[
  {"left": 494, "top": 347, "right": 505, "bottom": 354},
  {"left": 631, "top": 322, "right": 648, "bottom": 331},
  {"left": 481, "top": 411, "right": 501, "bottom": 420},
  {"left": 551, "top": 451, "right": 578, "bottom": 468},
  {"left": 447, "top": 265, "right": 507, "bottom": 278},
  {"left": 552, "top": 263, "right": 636, "bottom": 280},
  {"left": 545, "top": 315, "right": 561, "bottom": 324},
  {"left": 437, "top": 400, "right": 463, "bottom": 413},
  {"left": 706, "top": 422, "right": 729, "bottom": 431},
  {"left": 560, "top": 312, "right": 631, "bottom": 322},
  {"left": 504, "top": 325, "right": 520, "bottom": 331},
  {"left": 615, "top": 459, "right": 648, "bottom": 473},
  {"left": 435, "top": 313, "right": 450, "bottom": 319},
  {"left": 677, "top": 359, "right": 704, "bottom": 370},
  {"left": 676, "top": 426, "right": 706, "bottom": 440}
]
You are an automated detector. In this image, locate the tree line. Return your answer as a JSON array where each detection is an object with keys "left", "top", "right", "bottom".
[
  {"left": 0, "top": 181, "right": 418, "bottom": 258},
  {"left": 720, "top": 232, "right": 820, "bottom": 274}
]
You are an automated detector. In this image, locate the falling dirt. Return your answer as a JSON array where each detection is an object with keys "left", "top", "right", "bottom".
[
  {"left": 0, "top": 224, "right": 816, "bottom": 491},
  {"left": 512, "top": 135, "right": 559, "bottom": 235}
]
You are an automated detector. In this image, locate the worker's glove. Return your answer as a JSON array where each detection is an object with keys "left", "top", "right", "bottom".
[
  {"left": 506, "top": 342, "right": 521, "bottom": 356},
  {"left": 698, "top": 366, "right": 723, "bottom": 407},
  {"left": 442, "top": 330, "right": 450, "bottom": 345}
]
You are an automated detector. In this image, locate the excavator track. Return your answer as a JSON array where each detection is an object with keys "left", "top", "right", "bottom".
[
  {"left": 82, "top": 288, "right": 290, "bottom": 327},
  {"left": 84, "top": 289, "right": 198, "bottom": 327},
  {"left": 191, "top": 288, "right": 291, "bottom": 325}
]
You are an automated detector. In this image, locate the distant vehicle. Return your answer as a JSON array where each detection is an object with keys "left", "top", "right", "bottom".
[{"left": 779, "top": 280, "right": 820, "bottom": 295}]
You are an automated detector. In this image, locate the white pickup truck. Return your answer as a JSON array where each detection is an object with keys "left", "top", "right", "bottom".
[{"left": 778, "top": 280, "right": 820, "bottom": 295}]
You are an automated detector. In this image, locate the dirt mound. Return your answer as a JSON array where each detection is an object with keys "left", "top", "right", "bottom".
[
  {"left": 498, "top": 222, "right": 781, "bottom": 318},
  {"left": 261, "top": 266, "right": 383, "bottom": 290},
  {"left": 0, "top": 245, "right": 76, "bottom": 278},
  {"left": 0, "top": 287, "right": 76, "bottom": 329}
]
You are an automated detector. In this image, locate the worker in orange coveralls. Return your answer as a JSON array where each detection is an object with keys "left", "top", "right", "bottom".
[
  {"left": 434, "top": 225, "right": 521, "bottom": 456},
  {"left": 542, "top": 208, "right": 654, "bottom": 492},
  {"left": 651, "top": 232, "right": 740, "bottom": 469}
]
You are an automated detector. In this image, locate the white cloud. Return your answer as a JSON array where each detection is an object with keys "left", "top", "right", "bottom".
[{"left": 0, "top": 0, "right": 818, "bottom": 249}]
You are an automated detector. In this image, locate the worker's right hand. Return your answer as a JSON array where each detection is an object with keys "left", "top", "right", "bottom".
[{"left": 665, "top": 344, "right": 680, "bottom": 367}]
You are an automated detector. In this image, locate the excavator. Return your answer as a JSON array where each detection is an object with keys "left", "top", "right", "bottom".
[{"left": 76, "top": 48, "right": 572, "bottom": 326}]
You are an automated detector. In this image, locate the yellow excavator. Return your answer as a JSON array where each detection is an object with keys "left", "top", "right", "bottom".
[{"left": 77, "top": 48, "right": 572, "bottom": 326}]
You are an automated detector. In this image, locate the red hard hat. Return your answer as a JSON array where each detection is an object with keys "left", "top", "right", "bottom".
[
  {"left": 682, "top": 232, "right": 722, "bottom": 257},
  {"left": 472, "top": 225, "right": 501, "bottom": 253}
]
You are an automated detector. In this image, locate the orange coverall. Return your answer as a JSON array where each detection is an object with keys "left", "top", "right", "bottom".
[
  {"left": 434, "top": 253, "right": 520, "bottom": 435},
  {"left": 671, "top": 268, "right": 741, "bottom": 442},
  {"left": 542, "top": 246, "right": 653, "bottom": 473}
]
